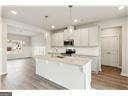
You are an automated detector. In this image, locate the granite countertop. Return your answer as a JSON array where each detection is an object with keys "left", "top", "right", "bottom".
[{"left": 34, "top": 54, "right": 92, "bottom": 66}]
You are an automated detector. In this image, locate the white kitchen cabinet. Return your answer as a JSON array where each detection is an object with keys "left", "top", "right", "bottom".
[
  {"left": 73, "top": 30, "right": 80, "bottom": 46},
  {"left": 51, "top": 32, "right": 63, "bottom": 46},
  {"left": 73, "top": 29, "right": 89, "bottom": 46},
  {"left": 63, "top": 29, "right": 74, "bottom": 40},
  {"left": 57, "top": 32, "right": 63, "bottom": 46},
  {"left": 51, "top": 32, "right": 58, "bottom": 46},
  {"left": 63, "top": 30, "right": 68, "bottom": 40},
  {"left": 79, "top": 28, "right": 89, "bottom": 46},
  {"left": 35, "top": 57, "right": 92, "bottom": 89},
  {"left": 88, "top": 26, "right": 98, "bottom": 46},
  {"left": 52, "top": 26, "right": 99, "bottom": 47}
]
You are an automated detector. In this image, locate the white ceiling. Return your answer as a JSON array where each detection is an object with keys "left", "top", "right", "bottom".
[
  {"left": 2, "top": 6, "right": 126, "bottom": 31},
  {"left": 7, "top": 25, "right": 41, "bottom": 36}
]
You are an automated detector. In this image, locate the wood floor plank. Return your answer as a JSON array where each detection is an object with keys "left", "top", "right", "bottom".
[
  {"left": 92, "top": 65, "right": 128, "bottom": 90},
  {"left": 0, "top": 58, "right": 66, "bottom": 90}
]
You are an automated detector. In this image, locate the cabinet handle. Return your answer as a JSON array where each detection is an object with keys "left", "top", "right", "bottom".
[{"left": 107, "top": 52, "right": 111, "bottom": 54}]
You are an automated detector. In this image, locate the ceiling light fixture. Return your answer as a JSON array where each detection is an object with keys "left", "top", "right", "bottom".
[
  {"left": 51, "top": 25, "right": 55, "bottom": 29},
  {"left": 74, "top": 19, "right": 78, "bottom": 22},
  {"left": 45, "top": 15, "right": 49, "bottom": 28},
  {"left": 11, "top": 10, "right": 17, "bottom": 15},
  {"left": 45, "top": 15, "right": 55, "bottom": 30},
  {"left": 118, "top": 6, "right": 125, "bottom": 10}
]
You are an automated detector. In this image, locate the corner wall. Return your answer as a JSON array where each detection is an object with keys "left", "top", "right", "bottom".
[
  {"left": 98, "top": 17, "right": 127, "bottom": 76},
  {"left": 0, "top": 6, "right": 7, "bottom": 75}
]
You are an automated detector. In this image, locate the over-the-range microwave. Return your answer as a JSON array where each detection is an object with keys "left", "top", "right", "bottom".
[{"left": 64, "top": 39, "right": 74, "bottom": 46}]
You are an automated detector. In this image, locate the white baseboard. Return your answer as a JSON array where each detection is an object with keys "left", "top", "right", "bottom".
[{"left": 121, "top": 72, "right": 128, "bottom": 77}]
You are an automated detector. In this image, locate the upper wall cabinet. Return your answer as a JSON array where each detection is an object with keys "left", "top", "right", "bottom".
[
  {"left": 63, "top": 29, "right": 74, "bottom": 40},
  {"left": 74, "top": 28, "right": 89, "bottom": 46},
  {"left": 73, "top": 30, "right": 80, "bottom": 46},
  {"left": 74, "top": 27, "right": 98, "bottom": 47},
  {"left": 51, "top": 26, "right": 99, "bottom": 47},
  {"left": 51, "top": 31, "right": 63, "bottom": 47},
  {"left": 88, "top": 26, "right": 99, "bottom": 46}
]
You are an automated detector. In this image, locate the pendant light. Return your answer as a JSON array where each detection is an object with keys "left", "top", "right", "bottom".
[
  {"left": 68, "top": 5, "right": 73, "bottom": 33},
  {"left": 44, "top": 15, "right": 49, "bottom": 40},
  {"left": 45, "top": 15, "right": 55, "bottom": 29},
  {"left": 44, "top": 15, "right": 49, "bottom": 28}
]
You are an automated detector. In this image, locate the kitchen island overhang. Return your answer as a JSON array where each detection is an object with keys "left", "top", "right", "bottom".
[{"left": 35, "top": 55, "right": 92, "bottom": 89}]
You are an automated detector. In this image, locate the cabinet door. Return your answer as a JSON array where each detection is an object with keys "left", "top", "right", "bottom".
[
  {"left": 51, "top": 32, "right": 63, "bottom": 46},
  {"left": 57, "top": 32, "right": 63, "bottom": 46},
  {"left": 74, "top": 28, "right": 89, "bottom": 46},
  {"left": 51, "top": 33, "right": 58, "bottom": 46},
  {"left": 88, "top": 26, "right": 98, "bottom": 46},
  {"left": 79, "top": 28, "right": 89, "bottom": 46},
  {"left": 73, "top": 30, "right": 80, "bottom": 46},
  {"left": 63, "top": 30, "right": 69, "bottom": 40},
  {"left": 63, "top": 29, "right": 74, "bottom": 40}
]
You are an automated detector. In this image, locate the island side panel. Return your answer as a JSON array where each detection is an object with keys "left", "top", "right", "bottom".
[
  {"left": 83, "top": 60, "right": 92, "bottom": 89},
  {"left": 36, "top": 58, "right": 91, "bottom": 89}
]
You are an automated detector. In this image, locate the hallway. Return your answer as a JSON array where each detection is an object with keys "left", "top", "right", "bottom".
[{"left": 92, "top": 65, "right": 128, "bottom": 90}]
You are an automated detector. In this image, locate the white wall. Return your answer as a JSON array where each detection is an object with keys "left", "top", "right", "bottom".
[
  {"left": 4, "top": 19, "right": 51, "bottom": 59},
  {"left": 0, "top": 6, "right": 7, "bottom": 75},
  {"left": 0, "top": 6, "right": 2, "bottom": 75},
  {"left": 7, "top": 33, "right": 32, "bottom": 59},
  {"left": 31, "top": 31, "right": 51, "bottom": 56},
  {"left": 0, "top": 18, "right": 51, "bottom": 76},
  {"left": 3, "top": 19, "right": 51, "bottom": 58},
  {"left": 51, "top": 47, "right": 100, "bottom": 56}
]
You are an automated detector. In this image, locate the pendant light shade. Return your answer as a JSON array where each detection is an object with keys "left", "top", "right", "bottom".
[{"left": 68, "top": 5, "right": 74, "bottom": 33}]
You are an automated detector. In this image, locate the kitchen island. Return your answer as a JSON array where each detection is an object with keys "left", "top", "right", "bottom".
[{"left": 34, "top": 54, "right": 92, "bottom": 89}]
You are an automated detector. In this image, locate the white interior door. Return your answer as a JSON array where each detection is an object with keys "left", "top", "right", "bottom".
[{"left": 101, "top": 27, "right": 121, "bottom": 68}]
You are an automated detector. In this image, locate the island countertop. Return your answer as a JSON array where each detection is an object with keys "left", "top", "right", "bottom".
[{"left": 34, "top": 54, "right": 92, "bottom": 66}]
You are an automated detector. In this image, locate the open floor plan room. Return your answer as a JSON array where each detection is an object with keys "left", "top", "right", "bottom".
[{"left": 0, "top": 5, "right": 128, "bottom": 90}]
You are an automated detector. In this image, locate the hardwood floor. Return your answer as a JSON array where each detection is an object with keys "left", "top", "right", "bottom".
[
  {"left": 0, "top": 92, "right": 12, "bottom": 96},
  {"left": 0, "top": 58, "right": 65, "bottom": 90},
  {"left": 92, "top": 65, "right": 128, "bottom": 90}
]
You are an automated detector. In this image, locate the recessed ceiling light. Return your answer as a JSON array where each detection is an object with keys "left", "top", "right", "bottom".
[
  {"left": 11, "top": 10, "right": 17, "bottom": 15},
  {"left": 74, "top": 19, "right": 78, "bottom": 22},
  {"left": 51, "top": 25, "right": 55, "bottom": 29},
  {"left": 118, "top": 6, "right": 125, "bottom": 10}
]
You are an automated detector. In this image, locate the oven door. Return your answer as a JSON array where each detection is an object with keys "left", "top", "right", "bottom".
[{"left": 64, "top": 40, "right": 74, "bottom": 46}]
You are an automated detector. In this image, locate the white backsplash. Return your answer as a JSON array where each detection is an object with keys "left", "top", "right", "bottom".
[{"left": 51, "top": 47, "right": 100, "bottom": 56}]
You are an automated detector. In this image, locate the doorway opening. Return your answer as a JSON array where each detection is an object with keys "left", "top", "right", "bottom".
[{"left": 101, "top": 26, "right": 122, "bottom": 75}]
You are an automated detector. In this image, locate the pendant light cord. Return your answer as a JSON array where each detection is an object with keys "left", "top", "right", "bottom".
[
  {"left": 69, "top": 5, "right": 73, "bottom": 26},
  {"left": 45, "top": 15, "right": 49, "bottom": 27}
]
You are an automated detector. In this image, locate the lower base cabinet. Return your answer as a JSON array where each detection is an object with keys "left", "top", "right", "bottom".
[{"left": 36, "top": 58, "right": 91, "bottom": 89}]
